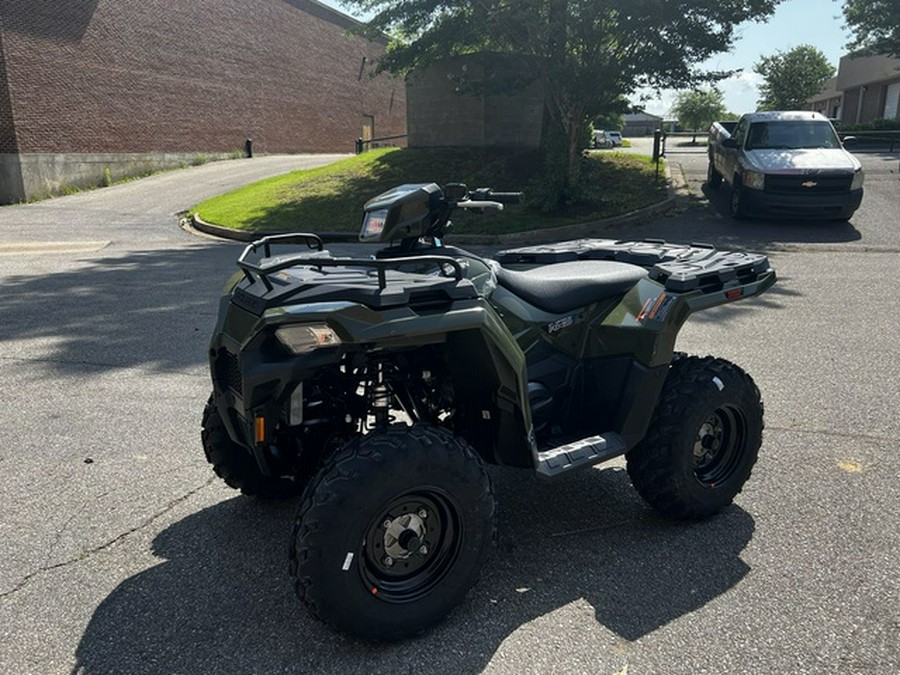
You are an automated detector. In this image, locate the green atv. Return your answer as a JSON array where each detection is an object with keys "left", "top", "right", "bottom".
[{"left": 202, "top": 182, "right": 776, "bottom": 641}]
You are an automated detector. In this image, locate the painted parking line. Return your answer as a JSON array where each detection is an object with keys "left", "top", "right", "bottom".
[{"left": 0, "top": 241, "right": 110, "bottom": 255}]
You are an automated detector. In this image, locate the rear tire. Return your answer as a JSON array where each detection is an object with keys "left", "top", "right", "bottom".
[
  {"left": 707, "top": 161, "right": 722, "bottom": 190},
  {"left": 201, "top": 394, "right": 300, "bottom": 498},
  {"left": 626, "top": 356, "right": 763, "bottom": 519},
  {"left": 289, "top": 425, "right": 495, "bottom": 641},
  {"left": 729, "top": 181, "right": 747, "bottom": 219}
]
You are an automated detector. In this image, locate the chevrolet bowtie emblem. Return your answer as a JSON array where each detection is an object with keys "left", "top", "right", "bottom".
[{"left": 801, "top": 180, "right": 818, "bottom": 188}]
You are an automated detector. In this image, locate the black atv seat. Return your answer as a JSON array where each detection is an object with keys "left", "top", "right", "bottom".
[{"left": 496, "top": 260, "right": 647, "bottom": 313}]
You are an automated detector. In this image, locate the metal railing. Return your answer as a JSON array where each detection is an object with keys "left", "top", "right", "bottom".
[
  {"left": 838, "top": 130, "right": 900, "bottom": 152},
  {"left": 355, "top": 134, "right": 408, "bottom": 154}
]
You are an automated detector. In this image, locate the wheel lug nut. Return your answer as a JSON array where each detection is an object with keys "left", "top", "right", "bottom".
[
  {"left": 419, "top": 545, "right": 428, "bottom": 555},
  {"left": 418, "top": 509, "right": 428, "bottom": 519},
  {"left": 383, "top": 519, "right": 391, "bottom": 529},
  {"left": 383, "top": 556, "right": 394, "bottom": 567}
]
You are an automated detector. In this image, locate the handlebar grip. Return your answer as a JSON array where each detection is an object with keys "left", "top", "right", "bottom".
[
  {"left": 488, "top": 191, "right": 524, "bottom": 205},
  {"left": 459, "top": 200, "right": 503, "bottom": 211}
]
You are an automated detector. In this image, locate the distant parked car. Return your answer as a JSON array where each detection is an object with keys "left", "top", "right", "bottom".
[
  {"left": 591, "top": 130, "right": 613, "bottom": 148},
  {"left": 591, "top": 129, "right": 623, "bottom": 148}
]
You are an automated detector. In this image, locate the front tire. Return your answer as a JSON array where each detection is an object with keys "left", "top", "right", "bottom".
[
  {"left": 289, "top": 425, "right": 495, "bottom": 641},
  {"left": 626, "top": 356, "right": 763, "bottom": 519},
  {"left": 730, "top": 181, "right": 747, "bottom": 219},
  {"left": 201, "top": 394, "right": 300, "bottom": 498}
]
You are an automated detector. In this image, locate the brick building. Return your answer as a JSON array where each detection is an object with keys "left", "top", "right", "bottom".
[
  {"left": 0, "top": 0, "right": 406, "bottom": 203},
  {"left": 804, "top": 54, "right": 900, "bottom": 125},
  {"left": 405, "top": 54, "right": 544, "bottom": 149}
]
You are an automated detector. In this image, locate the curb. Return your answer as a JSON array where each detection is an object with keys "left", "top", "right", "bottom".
[{"left": 190, "top": 162, "right": 680, "bottom": 246}]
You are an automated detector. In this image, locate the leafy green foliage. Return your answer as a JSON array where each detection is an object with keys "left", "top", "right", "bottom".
[
  {"left": 754, "top": 45, "right": 835, "bottom": 111},
  {"left": 843, "top": 0, "right": 900, "bottom": 58},
  {"left": 593, "top": 111, "right": 626, "bottom": 132},
  {"left": 345, "top": 0, "right": 781, "bottom": 204},
  {"left": 671, "top": 88, "right": 727, "bottom": 140}
]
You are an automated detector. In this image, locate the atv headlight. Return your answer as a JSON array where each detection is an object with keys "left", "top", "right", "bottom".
[
  {"left": 851, "top": 169, "right": 864, "bottom": 191},
  {"left": 275, "top": 323, "right": 341, "bottom": 355},
  {"left": 361, "top": 208, "right": 389, "bottom": 241},
  {"left": 743, "top": 170, "right": 766, "bottom": 191}
]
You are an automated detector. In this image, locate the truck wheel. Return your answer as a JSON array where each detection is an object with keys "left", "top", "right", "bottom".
[
  {"left": 706, "top": 162, "right": 722, "bottom": 189},
  {"left": 729, "top": 182, "right": 747, "bottom": 219},
  {"left": 625, "top": 356, "right": 763, "bottom": 520},
  {"left": 201, "top": 394, "right": 300, "bottom": 498},
  {"left": 289, "top": 425, "right": 495, "bottom": 641}
]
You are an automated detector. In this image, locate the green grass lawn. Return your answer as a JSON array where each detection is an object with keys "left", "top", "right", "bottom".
[{"left": 190, "top": 147, "right": 668, "bottom": 236}]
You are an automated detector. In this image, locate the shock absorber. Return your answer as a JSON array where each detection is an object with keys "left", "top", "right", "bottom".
[{"left": 369, "top": 361, "right": 392, "bottom": 428}]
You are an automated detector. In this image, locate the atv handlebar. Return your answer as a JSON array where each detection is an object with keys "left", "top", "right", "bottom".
[
  {"left": 450, "top": 188, "right": 524, "bottom": 214},
  {"left": 457, "top": 200, "right": 504, "bottom": 211},
  {"left": 468, "top": 188, "right": 524, "bottom": 205},
  {"left": 485, "top": 191, "right": 524, "bottom": 205}
]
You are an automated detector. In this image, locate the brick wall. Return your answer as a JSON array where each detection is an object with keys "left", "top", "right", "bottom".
[
  {"left": 406, "top": 54, "right": 543, "bottom": 149},
  {"left": 0, "top": 0, "right": 406, "bottom": 155},
  {"left": 0, "top": 25, "right": 18, "bottom": 154}
]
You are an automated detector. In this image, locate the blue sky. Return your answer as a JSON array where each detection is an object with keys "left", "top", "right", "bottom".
[{"left": 320, "top": 0, "right": 851, "bottom": 116}]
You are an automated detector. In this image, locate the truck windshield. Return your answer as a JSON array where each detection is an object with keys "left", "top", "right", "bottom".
[{"left": 745, "top": 121, "right": 840, "bottom": 150}]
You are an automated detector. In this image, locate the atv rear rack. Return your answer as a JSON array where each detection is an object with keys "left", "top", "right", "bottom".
[
  {"left": 495, "top": 238, "right": 773, "bottom": 294},
  {"left": 237, "top": 233, "right": 464, "bottom": 292}
]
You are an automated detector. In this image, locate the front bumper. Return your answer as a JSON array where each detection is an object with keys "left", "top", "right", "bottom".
[{"left": 741, "top": 187, "right": 863, "bottom": 219}]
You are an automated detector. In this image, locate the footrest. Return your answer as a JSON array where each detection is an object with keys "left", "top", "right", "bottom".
[{"left": 536, "top": 433, "right": 628, "bottom": 477}]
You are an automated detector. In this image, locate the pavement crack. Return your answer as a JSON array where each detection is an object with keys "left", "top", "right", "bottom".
[
  {"left": 0, "top": 477, "right": 216, "bottom": 602},
  {"left": 767, "top": 425, "right": 893, "bottom": 445}
]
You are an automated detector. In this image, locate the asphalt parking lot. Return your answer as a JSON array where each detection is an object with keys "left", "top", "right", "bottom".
[{"left": 1, "top": 150, "right": 898, "bottom": 674}]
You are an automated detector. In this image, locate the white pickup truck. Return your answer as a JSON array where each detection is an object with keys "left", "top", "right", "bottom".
[{"left": 707, "top": 111, "right": 864, "bottom": 220}]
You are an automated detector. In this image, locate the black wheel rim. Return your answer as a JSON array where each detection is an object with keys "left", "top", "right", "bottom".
[
  {"left": 360, "top": 489, "right": 462, "bottom": 604},
  {"left": 692, "top": 406, "right": 747, "bottom": 487}
]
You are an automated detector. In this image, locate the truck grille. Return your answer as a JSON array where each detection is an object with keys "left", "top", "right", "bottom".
[
  {"left": 766, "top": 174, "right": 852, "bottom": 194},
  {"left": 215, "top": 350, "right": 243, "bottom": 394}
]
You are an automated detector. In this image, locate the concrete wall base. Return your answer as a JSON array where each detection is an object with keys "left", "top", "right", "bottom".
[{"left": 0, "top": 151, "right": 237, "bottom": 204}]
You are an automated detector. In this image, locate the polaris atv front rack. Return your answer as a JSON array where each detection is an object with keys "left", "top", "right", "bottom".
[{"left": 236, "top": 234, "right": 464, "bottom": 292}]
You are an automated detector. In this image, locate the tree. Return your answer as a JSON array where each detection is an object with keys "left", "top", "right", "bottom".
[
  {"left": 843, "top": 0, "right": 900, "bottom": 58},
  {"left": 346, "top": 0, "right": 782, "bottom": 207},
  {"left": 593, "top": 111, "right": 625, "bottom": 133},
  {"left": 754, "top": 45, "right": 834, "bottom": 111},
  {"left": 671, "top": 88, "right": 727, "bottom": 143}
]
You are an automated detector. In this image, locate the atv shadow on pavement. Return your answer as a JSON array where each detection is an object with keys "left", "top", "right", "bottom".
[
  {"left": 0, "top": 245, "right": 237, "bottom": 376},
  {"left": 72, "top": 466, "right": 754, "bottom": 674}
]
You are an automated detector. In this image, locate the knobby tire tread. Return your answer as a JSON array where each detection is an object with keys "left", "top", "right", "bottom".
[
  {"left": 626, "top": 355, "right": 763, "bottom": 520},
  {"left": 289, "top": 424, "right": 495, "bottom": 639}
]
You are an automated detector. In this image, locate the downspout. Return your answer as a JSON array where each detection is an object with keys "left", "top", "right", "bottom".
[{"left": 855, "top": 85, "right": 866, "bottom": 124}]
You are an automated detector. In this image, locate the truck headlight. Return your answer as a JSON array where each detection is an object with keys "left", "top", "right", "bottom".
[
  {"left": 275, "top": 323, "right": 341, "bottom": 355},
  {"left": 743, "top": 170, "right": 766, "bottom": 191},
  {"left": 851, "top": 169, "right": 864, "bottom": 191}
]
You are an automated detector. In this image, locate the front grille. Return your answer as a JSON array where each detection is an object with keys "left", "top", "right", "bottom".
[
  {"left": 766, "top": 174, "right": 852, "bottom": 194},
  {"left": 216, "top": 350, "right": 243, "bottom": 394}
]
